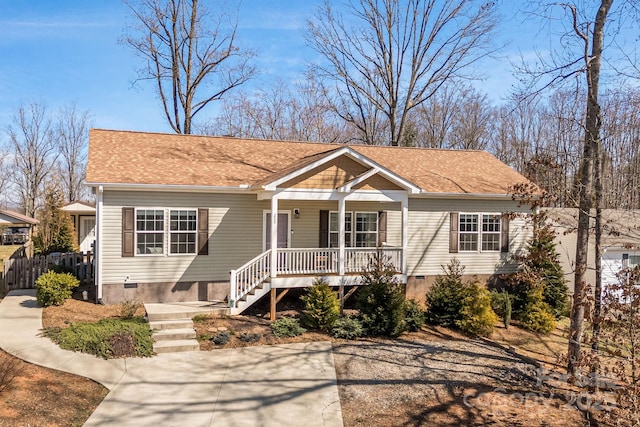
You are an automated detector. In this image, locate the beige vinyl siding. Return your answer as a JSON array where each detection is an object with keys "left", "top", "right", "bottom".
[
  {"left": 102, "top": 190, "right": 264, "bottom": 283},
  {"left": 406, "top": 198, "right": 531, "bottom": 276}
]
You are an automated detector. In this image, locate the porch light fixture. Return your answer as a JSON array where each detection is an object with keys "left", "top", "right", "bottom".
[{"left": 294, "top": 208, "right": 300, "bottom": 219}]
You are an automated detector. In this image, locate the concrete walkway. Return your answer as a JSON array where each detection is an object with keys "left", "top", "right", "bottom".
[{"left": 0, "top": 290, "right": 343, "bottom": 427}]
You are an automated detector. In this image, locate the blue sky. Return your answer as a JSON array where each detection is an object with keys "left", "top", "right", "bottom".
[{"left": 0, "top": 1, "right": 631, "bottom": 136}]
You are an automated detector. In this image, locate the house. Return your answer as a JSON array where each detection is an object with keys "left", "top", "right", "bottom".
[
  {"left": 61, "top": 201, "right": 96, "bottom": 253},
  {"left": 0, "top": 209, "right": 38, "bottom": 245},
  {"left": 85, "top": 129, "right": 534, "bottom": 314},
  {"left": 548, "top": 208, "right": 640, "bottom": 294}
]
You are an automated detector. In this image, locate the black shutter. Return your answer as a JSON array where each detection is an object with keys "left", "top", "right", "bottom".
[
  {"left": 198, "top": 208, "right": 209, "bottom": 255},
  {"left": 378, "top": 211, "right": 387, "bottom": 246},
  {"left": 501, "top": 214, "right": 510, "bottom": 253},
  {"left": 449, "top": 212, "right": 458, "bottom": 253},
  {"left": 319, "top": 210, "right": 329, "bottom": 248},
  {"left": 122, "top": 207, "right": 134, "bottom": 257}
]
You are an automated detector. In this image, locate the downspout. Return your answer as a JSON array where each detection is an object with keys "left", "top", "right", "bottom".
[{"left": 95, "top": 186, "right": 104, "bottom": 304}]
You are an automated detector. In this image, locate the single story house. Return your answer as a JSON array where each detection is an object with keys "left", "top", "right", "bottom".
[
  {"left": 86, "top": 129, "right": 535, "bottom": 313},
  {"left": 548, "top": 208, "right": 640, "bottom": 294},
  {"left": 0, "top": 209, "right": 38, "bottom": 245},
  {"left": 61, "top": 201, "right": 96, "bottom": 253}
]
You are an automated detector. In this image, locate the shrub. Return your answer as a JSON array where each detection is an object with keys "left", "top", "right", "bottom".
[
  {"left": 43, "top": 318, "right": 153, "bottom": 359},
  {"left": 520, "top": 301, "right": 557, "bottom": 334},
  {"left": 35, "top": 271, "right": 79, "bottom": 307},
  {"left": 425, "top": 259, "right": 467, "bottom": 327},
  {"left": 300, "top": 278, "right": 340, "bottom": 331},
  {"left": 356, "top": 253, "right": 407, "bottom": 337},
  {"left": 212, "top": 331, "right": 231, "bottom": 345},
  {"left": 238, "top": 332, "right": 261, "bottom": 343},
  {"left": 271, "top": 317, "right": 306, "bottom": 337},
  {"left": 120, "top": 300, "right": 142, "bottom": 319},
  {"left": 330, "top": 316, "right": 364, "bottom": 339},
  {"left": 404, "top": 299, "right": 425, "bottom": 332},
  {"left": 456, "top": 283, "right": 498, "bottom": 337},
  {"left": 490, "top": 290, "right": 512, "bottom": 329}
]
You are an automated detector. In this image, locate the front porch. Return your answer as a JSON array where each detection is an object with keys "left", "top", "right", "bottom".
[{"left": 229, "top": 246, "right": 404, "bottom": 316}]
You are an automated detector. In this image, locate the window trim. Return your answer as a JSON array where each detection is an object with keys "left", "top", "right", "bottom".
[
  {"left": 457, "top": 212, "right": 502, "bottom": 253},
  {"left": 133, "top": 208, "right": 199, "bottom": 257}
]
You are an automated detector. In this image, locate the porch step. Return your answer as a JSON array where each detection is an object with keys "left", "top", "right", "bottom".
[
  {"left": 153, "top": 328, "right": 197, "bottom": 341},
  {"left": 153, "top": 339, "right": 200, "bottom": 354},
  {"left": 149, "top": 319, "right": 194, "bottom": 331},
  {"left": 145, "top": 303, "right": 229, "bottom": 322}
]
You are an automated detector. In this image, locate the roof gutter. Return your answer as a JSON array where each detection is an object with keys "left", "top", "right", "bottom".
[{"left": 84, "top": 182, "right": 253, "bottom": 193}]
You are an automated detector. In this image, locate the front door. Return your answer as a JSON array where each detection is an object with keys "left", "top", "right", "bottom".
[{"left": 264, "top": 212, "right": 289, "bottom": 250}]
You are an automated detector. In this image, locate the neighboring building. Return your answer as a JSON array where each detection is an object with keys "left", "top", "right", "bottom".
[
  {"left": 86, "top": 129, "right": 535, "bottom": 312},
  {"left": 547, "top": 208, "right": 640, "bottom": 294},
  {"left": 61, "top": 201, "right": 96, "bottom": 253},
  {"left": 0, "top": 209, "right": 39, "bottom": 245}
]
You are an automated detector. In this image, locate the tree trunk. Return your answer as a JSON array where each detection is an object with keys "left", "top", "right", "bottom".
[{"left": 567, "top": 0, "right": 612, "bottom": 379}]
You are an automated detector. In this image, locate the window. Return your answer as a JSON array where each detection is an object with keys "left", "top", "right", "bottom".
[
  {"left": 458, "top": 213, "right": 501, "bottom": 252},
  {"left": 136, "top": 209, "right": 164, "bottom": 255},
  {"left": 355, "top": 212, "right": 378, "bottom": 247},
  {"left": 459, "top": 214, "right": 478, "bottom": 251},
  {"left": 133, "top": 209, "right": 198, "bottom": 255},
  {"left": 329, "top": 212, "right": 352, "bottom": 248},
  {"left": 169, "top": 210, "right": 197, "bottom": 254},
  {"left": 328, "top": 211, "right": 378, "bottom": 247},
  {"left": 481, "top": 214, "right": 501, "bottom": 251}
]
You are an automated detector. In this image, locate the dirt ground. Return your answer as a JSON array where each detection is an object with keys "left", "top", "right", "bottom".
[
  {"left": 0, "top": 296, "right": 620, "bottom": 426},
  {"left": 0, "top": 349, "right": 107, "bottom": 427}
]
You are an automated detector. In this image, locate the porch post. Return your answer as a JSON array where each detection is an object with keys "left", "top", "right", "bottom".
[
  {"left": 338, "top": 195, "right": 346, "bottom": 275},
  {"left": 401, "top": 196, "right": 408, "bottom": 275},
  {"left": 271, "top": 195, "right": 279, "bottom": 278}
]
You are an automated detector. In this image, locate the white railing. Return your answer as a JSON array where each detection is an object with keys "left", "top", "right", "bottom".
[
  {"left": 344, "top": 247, "right": 403, "bottom": 274},
  {"left": 229, "top": 250, "right": 271, "bottom": 307},
  {"left": 276, "top": 248, "right": 339, "bottom": 275}
]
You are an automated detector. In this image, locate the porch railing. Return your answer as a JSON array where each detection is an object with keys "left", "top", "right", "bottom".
[
  {"left": 344, "top": 247, "right": 403, "bottom": 274},
  {"left": 276, "top": 248, "right": 339, "bottom": 275},
  {"left": 229, "top": 250, "right": 270, "bottom": 306}
]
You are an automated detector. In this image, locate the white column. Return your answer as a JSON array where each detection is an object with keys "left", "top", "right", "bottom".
[
  {"left": 338, "top": 195, "right": 346, "bottom": 275},
  {"left": 401, "top": 196, "right": 408, "bottom": 275},
  {"left": 96, "top": 186, "right": 104, "bottom": 302},
  {"left": 270, "top": 195, "right": 278, "bottom": 278}
]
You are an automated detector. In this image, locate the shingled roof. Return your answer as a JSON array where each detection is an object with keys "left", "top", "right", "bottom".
[{"left": 86, "top": 129, "right": 531, "bottom": 195}]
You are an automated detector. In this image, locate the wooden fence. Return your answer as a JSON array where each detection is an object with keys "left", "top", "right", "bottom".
[{"left": 3, "top": 252, "right": 94, "bottom": 290}]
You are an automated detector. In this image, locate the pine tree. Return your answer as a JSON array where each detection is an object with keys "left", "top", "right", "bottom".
[
  {"left": 527, "top": 211, "right": 569, "bottom": 318},
  {"left": 35, "top": 183, "right": 77, "bottom": 255}
]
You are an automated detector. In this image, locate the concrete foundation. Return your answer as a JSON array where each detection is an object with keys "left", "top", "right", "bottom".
[{"left": 101, "top": 281, "right": 229, "bottom": 304}]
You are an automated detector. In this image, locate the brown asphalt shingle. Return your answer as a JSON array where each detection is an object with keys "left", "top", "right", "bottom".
[{"left": 86, "top": 129, "right": 531, "bottom": 195}]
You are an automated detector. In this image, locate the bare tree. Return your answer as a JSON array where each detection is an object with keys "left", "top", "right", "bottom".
[
  {"left": 122, "top": 0, "right": 256, "bottom": 134},
  {"left": 56, "top": 102, "right": 92, "bottom": 203},
  {"left": 306, "top": 0, "right": 498, "bottom": 146},
  {"left": 6, "top": 102, "right": 58, "bottom": 218}
]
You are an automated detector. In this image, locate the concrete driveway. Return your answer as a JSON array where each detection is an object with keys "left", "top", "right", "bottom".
[{"left": 0, "top": 291, "right": 343, "bottom": 427}]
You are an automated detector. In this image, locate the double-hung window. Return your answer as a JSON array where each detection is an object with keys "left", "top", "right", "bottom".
[
  {"left": 458, "top": 213, "right": 501, "bottom": 252},
  {"left": 136, "top": 209, "right": 164, "bottom": 255},
  {"left": 355, "top": 212, "right": 378, "bottom": 247},
  {"left": 134, "top": 209, "right": 198, "bottom": 255},
  {"left": 169, "top": 210, "right": 197, "bottom": 254},
  {"left": 329, "top": 211, "right": 378, "bottom": 248},
  {"left": 329, "top": 212, "right": 352, "bottom": 248}
]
